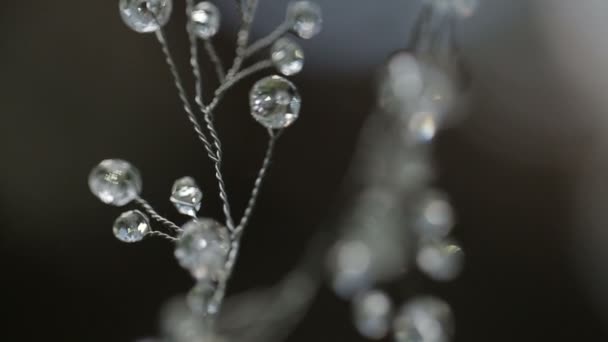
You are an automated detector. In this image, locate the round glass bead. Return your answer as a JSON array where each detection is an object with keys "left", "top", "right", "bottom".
[
  {"left": 190, "top": 2, "right": 220, "bottom": 39},
  {"left": 394, "top": 296, "right": 454, "bottom": 342},
  {"left": 250, "top": 75, "right": 301, "bottom": 129},
  {"left": 353, "top": 290, "right": 393, "bottom": 340},
  {"left": 170, "top": 177, "right": 203, "bottom": 217},
  {"left": 414, "top": 190, "right": 455, "bottom": 238},
  {"left": 119, "top": 0, "right": 173, "bottom": 33},
  {"left": 287, "top": 1, "right": 322, "bottom": 39},
  {"left": 89, "top": 159, "right": 142, "bottom": 206},
  {"left": 175, "top": 218, "right": 231, "bottom": 280},
  {"left": 417, "top": 238, "right": 464, "bottom": 281},
  {"left": 271, "top": 38, "right": 305, "bottom": 76},
  {"left": 113, "top": 210, "right": 151, "bottom": 243}
]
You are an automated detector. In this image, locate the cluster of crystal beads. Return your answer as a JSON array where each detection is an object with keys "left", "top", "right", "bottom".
[
  {"left": 190, "top": 1, "right": 220, "bottom": 39},
  {"left": 112, "top": 210, "right": 151, "bottom": 243},
  {"left": 89, "top": 159, "right": 142, "bottom": 206},
  {"left": 174, "top": 218, "right": 231, "bottom": 280},
  {"left": 287, "top": 1, "right": 322, "bottom": 39},
  {"left": 170, "top": 177, "right": 203, "bottom": 217},
  {"left": 393, "top": 296, "right": 454, "bottom": 342},
  {"left": 119, "top": 0, "right": 173, "bottom": 33},
  {"left": 271, "top": 38, "right": 305, "bottom": 76},
  {"left": 249, "top": 75, "right": 301, "bottom": 129},
  {"left": 353, "top": 290, "right": 393, "bottom": 340}
]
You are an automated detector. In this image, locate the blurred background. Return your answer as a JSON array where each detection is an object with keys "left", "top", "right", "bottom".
[{"left": 2, "top": 0, "right": 608, "bottom": 340}]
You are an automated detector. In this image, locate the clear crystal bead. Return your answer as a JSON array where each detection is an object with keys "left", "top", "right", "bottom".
[
  {"left": 414, "top": 191, "right": 454, "bottom": 238},
  {"left": 186, "top": 279, "right": 220, "bottom": 315},
  {"left": 394, "top": 296, "right": 454, "bottom": 342},
  {"left": 353, "top": 290, "right": 393, "bottom": 340},
  {"left": 113, "top": 210, "right": 150, "bottom": 243},
  {"left": 190, "top": 1, "right": 220, "bottom": 39},
  {"left": 170, "top": 177, "right": 203, "bottom": 217},
  {"left": 250, "top": 75, "right": 301, "bottom": 129},
  {"left": 271, "top": 38, "right": 305, "bottom": 76},
  {"left": 119, "top": 0, "right": 173, "bottom": 33},
  {"left": 417, "top": 238, "right": 464, "bottom": 281},
  {"left": 287, "top": 1, "right": 322, "bottom": 39},
  {"left": 175, "top": 218, "right": 231, "bottom": 280},
  {"left": 89, "top": 159, "right": 142, "bottom": 206}
]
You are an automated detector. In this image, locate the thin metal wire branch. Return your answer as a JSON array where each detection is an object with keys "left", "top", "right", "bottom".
[
  {"left": 204, "top": 40, "right": 226, "bottom": 82},
  {"left": 154, "top": 28, "right": 218, "bottom": 163},
  {"left": 235, "top": 130, "right": 279, "bottom": 234},
  {"left": 244, "top": 21, "right": 291, "bottom": 58},
  {"left": 135, "top": 197, "right": 182, "bottom": 233}
]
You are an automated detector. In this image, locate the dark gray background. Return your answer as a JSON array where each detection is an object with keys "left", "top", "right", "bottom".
[{"left": 2, "top": 0, "right": 608, "bottom": 340}]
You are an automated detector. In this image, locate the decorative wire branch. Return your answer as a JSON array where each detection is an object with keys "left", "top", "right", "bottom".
[
  {"left": 204, "top": 40, "right": 226, "bottom": 81},
  {"left": 244, "top": 21, "right": 291, "bottom": 58},
  {"left": 93, "top": 1, "right": 321, "bottom": 340},
  {"left": 135, "top": 197, "right": 182, "bottom": 233},
  {"left": 235, "top": 129, "right": 280, "bottom": 234}
]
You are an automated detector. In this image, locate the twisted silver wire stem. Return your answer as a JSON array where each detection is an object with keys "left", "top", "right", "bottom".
[
  {"left": 184, "top": 0, "right": 236, "bottom": 231},
  {"left": 234, "top": 130, "right": 279, "bottom": 234},
  {"left": 244, "top": 21, "right": 290, "bottom": 58},
  {"left": 205, "top": 59, "right": 273, "bottom": 114},
  {"left": 204, "top": 40, "right": 226, "bottom": 82},
  {"left": 135, "top": 197, "right": 182, "bottom": 233},
  {"left": 227, "top": 0, "right": 259, "bottom": 79},
  {"left": 155, "top": 29, "right": 217, "bottom": 162},
  {"left": 148, "top": 230, "right": 178, "bottom": 241}
]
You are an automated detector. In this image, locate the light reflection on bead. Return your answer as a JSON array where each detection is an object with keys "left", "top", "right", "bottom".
[
  {"left": 250, "top": 75, "right": 301, "bottom": 129},
  {"left": 89, "top": 159, "right": 142, "bottom": 206},
  {"left": 175, "top": 218, "right": 230, "bottom": 280},
  {"left": 353, "top": 290, "right": 393, "bottom": 340},
  {"left": 191, "top": 1, "right": 221, "bottom": 39},
  {"left": 113, "top": 210, "right": 151, "bottom": 243},
  {"left": 414, "top": 190, "right": 455, "bottom": 238},
  {"left": 119, "top": 0, "right": 173, "bottom": 33},
  {"left": 417, "top": 238, "right": 464, "bottom": 281},
  {"left": 287, "top": 1, "right": 322, "bottom": 39},
  {"left": 271, "top": 37, "right": 305, "bottom": 76},
  {"left": 170, "top": 176, "right": 203, "bottom": 217},
  {"left": 394, "top": 296, "right": 454, "bottom": 342}
]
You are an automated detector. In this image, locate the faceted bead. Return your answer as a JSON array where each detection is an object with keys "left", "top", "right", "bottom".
[
  {"left": 113, "top": 210, "right": 151, "bottom": 243},
  {"left": 89, "top": 159, "right": 142, "bottom": 206},
  {"left": 250, "top": 75, "right": 301, "bottom": 129},
  {"left": 417, "top": 238, "right": 464, "bottom": 281},
  {"left": 353, "top": 290, "right": 393, "bottom": 340},
  {"left": 271, "top": 38, "right": 305, "bottom": 76},
  {"left": 175, "top": 218, "right": 231, "bottom": 280},
  {"left": 394, "top": 296, "right": 454, "bottom": 342},
  {"left": 119, "top": 0, "right": 173, "bottom": 33},
  {"left": 287, "top": 1, "right": 322, "bottom": 39},
  {"left": 170, "top": 177, "right": 203, "bottom": 217},
  {"left": 190, "top": 2, "right": 220, "bottom": 39},
  {"left": 186, "top": 279, "right": 219, "bottom": 315},
  {"left": 414, "top": 190, "right": 455, "bottom": 238}
]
